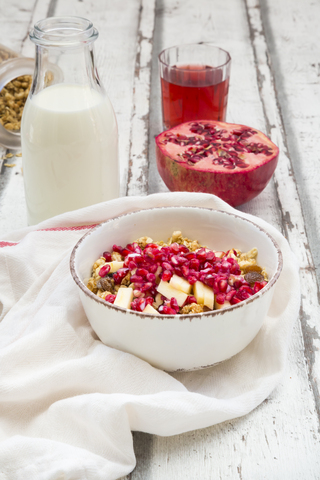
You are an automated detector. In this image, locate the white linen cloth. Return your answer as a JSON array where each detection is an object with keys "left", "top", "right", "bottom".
[{"left": 0, "top": 192, "right": 300, "bottom": 480}]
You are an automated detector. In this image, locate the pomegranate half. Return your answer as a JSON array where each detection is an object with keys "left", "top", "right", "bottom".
[{"left": 155, "top": 120, "right": 279, "bottom": 207}]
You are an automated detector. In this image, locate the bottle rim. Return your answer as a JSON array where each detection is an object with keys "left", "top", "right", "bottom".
[{"left": 29, "top": 16, "right": 99, "bottom": 47}]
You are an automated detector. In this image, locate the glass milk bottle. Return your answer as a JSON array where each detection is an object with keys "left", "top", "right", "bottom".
[{"left": 21, "top": 17, "right": 119, "bottom": 225}]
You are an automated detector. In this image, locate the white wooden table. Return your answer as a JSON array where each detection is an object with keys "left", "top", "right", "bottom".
[{"left": 1, "top": 0, "right": 319, "bottom": 478}]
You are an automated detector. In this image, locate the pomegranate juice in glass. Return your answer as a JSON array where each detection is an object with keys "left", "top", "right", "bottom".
[{"left": 159, "top": 44, "right": 231, "bottom": 130}]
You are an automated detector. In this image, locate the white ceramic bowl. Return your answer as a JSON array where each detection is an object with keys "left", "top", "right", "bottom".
[{"left": 70, "top": 207, "right": 282, "bottom": 372}]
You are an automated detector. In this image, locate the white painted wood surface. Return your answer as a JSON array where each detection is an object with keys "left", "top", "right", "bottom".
[{"left": 0, "top": 0, "right": 319, "bottom": 478}]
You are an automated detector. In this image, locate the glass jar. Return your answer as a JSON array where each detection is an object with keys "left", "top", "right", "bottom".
[
  {"left": 0, "top": 44, "right": 34, "bottom": 149},
  {"left": 21, "top": 16, "right": 119, "bottom": 225}
]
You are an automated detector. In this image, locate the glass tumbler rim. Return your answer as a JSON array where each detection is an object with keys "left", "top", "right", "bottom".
[
  {"left": 29, "top": 16, "right": 99, "bottom": 47},
  {"left": 158, "top": 43, "right": 231, "bottom": 70}
]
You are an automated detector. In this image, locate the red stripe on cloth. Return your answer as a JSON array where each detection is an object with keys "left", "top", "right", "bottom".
[
  {"left": 0, "top": 241, "right": 18, "bottom": 247},
  {"left": 0, "top": 224, "right": 99, "bottom": 248},
  {"left": 38, "top": 224, "right": 99, "bottom": 232}
]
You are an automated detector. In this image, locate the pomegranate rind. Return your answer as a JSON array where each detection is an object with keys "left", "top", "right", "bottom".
[{"left": 155, "top": 120, "right": 279, "bottom": 207}]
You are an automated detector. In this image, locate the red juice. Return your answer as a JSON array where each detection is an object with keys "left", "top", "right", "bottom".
[{"left": 161, "top": 64, "right": 229, "bottom": 130}]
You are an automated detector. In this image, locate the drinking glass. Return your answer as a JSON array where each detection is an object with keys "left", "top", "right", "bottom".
[{"left": 159, "top": 44, "right": 231, "bottom": 130}]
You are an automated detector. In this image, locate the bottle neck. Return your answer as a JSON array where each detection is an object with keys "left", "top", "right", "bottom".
[{"left": 29, "top": 16, "right": 103, "bottom": 98}]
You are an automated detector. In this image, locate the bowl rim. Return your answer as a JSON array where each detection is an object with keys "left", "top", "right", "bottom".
[{"left": 70, "top": 206, "right": 283, "bottom": 320}]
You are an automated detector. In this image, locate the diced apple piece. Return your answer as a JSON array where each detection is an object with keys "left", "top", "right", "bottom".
[
  {"left": 157, "top": 280, "right": 188, "bottom": 307},
  {"left": 204, "top": 286, "right": 214, "bottom": 310},
  {"left": 194, "top": 281, "right": 214, "bottom": 309},
  {"left": 106, "top": 261, "right": 124, "bottom": 273},
  {"left": 114, "top": 287, "right": 133, "bottom": 309},
  {"left": 193, "top": 281, "right": 205, "bottom": 304},
  {"left": 169, "top": 274, "right": 192, "bottom": 294},
  {"left": 214, "top": 298, "right": 231, "bottom": 310},
  {"left": 214, "top": 251, "right": 225, "bottom": 259},
  {"left": 142, "top": 304, "right": 160, "bottom": 315}
]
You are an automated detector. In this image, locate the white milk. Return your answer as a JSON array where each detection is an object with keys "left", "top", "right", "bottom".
[{"left": 21, "top": 83, "right": 119, "bottom": 225}]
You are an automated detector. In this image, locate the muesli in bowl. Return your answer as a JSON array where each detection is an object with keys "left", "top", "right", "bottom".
[
  {"left": 86, "top": 231, "right": 269, "bottom": 315},
  {"left": 70, "top": 207, "right": 282, "bottom": 371}
]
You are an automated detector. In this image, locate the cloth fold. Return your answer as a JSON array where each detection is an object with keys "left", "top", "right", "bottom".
[{"left": 0, "top": 192, "right": 300, "bottom": 480}]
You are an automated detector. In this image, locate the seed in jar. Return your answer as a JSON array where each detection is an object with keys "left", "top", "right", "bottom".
[
  {"left": 0, "top": 74, "right": 32, "bottom": 131},
  {"left": 86, "top": 233, "right": 268, "bottom": 315}
]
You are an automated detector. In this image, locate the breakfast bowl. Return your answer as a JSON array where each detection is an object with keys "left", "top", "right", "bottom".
[{"left": 70, "top": 207, "right": 282, "bottom": 372}]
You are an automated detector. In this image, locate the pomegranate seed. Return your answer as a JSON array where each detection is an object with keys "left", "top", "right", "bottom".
[
  {"left": 169, "top": 243, "right": 180, "bottom": 254},
  {"left": 253, "top": 281, "right": 267, "bottom": 293},
  {"left": 131, "top": 298, "right": 147, "bottom": 312},
  {"left": 196, "top": 249, "right": 207, "bottom": 261},
  {"left": 162, "top": 261, "right": 173, "bottom": 271},
  {"left": 236, "top": 290, "right": 251, "bottom": 301},
  {"left": 179, "top": 244, "right": 189, "bottom": 253},
  {"left": 99, "top": 264, "right": 111, "bottom": 277},
  {"left": 185, "top": 252, "right": 196, "bottom": 260},
  {"left": 174, "top": 266, "right": 183, "bottom": 277},
  {"left": 226, "top": 257, "right": 236, "bottom": 264},
  {"left": 146, "top": 272, "right": 156, "bottom": 282},
  {"left": 140, "top": 282, "right": 153, "bottom": 293},
  {"left": 171, "top": 255, "right": 179, "bottom": 266},
  {"left": 145, "top": 296, "right": 153, "bottom": 304},
  {"left": 160, "top": 305, "right": 177, "bottom": 315},
  {"left": 136, "top": 268, "right": 149, "bottom": 277},
  {"left": 147, "top": 263, "right": 158, "bottom": 274},
  {"left": 218, "top": 278, "right": 228, "bottom": 293},
  {"left": 220, "top": 261, "right": 230, "bottom": 273},
  {"left": 130, "top": 274, "right": 143, "bottom": 284},
  {"left": 133, "top": 289, "right": 142, "bottom": 297},
  {"left": 226, "top": 289, "right": 237, "bottom": 301},
  {"left": 103, "top": 294, "right": 115, "bottom": 304},
  {"left": 230, "top": 263, "right": 241, "bottom": 275},
  {"left": 203, "top": 275, "right": 215, "bottom": 288},
  {"left": 128, "top": 261, "right": 137, "bottom": 270},
  {"left": 113, "top": 268, "right": 129, "bottom": 284},
  {"left": 177, "top": 256, "right": 188, "bottom": 265},
  {"left": 170, "top": 297, "right": 179, "bottom": 312},
  {"left": 134, "top": 255, "right": 144, "bottom": 264},
  {"left": 190, "top": 258, "right": 200, "bottom": 271},
  {"left": 121, "top": 248, "right": 131, "bottom": 257},
  {"left": 184, "top": 295, "right": 197, "bottom": 305},
  {"left": 112, "top": 245, "right": 123, "bottom": 254},
  {"left": 230, "top": 296, "right": 242, "bottom": 305},
  {"left": 205, "top": 251, "right": 216, "bottom": 261},
  {"left": 102, "top": 251, "right": 112, "bottom": 262},
  {"left": 238, "top": 285, "right": 253, "bottom": 294},
  {"left": 187, "top": 275, "right": 198, "bottom": 285},
  {"left": 181, "top": 265, "right": 190, "bottom": 277},
  {"left": 215, "top": 293, "right": 226, "bottom": 305},
  {"left": 162, "top": 270, "right": 173, "bottom": 282},
  {"left": 144, "top": 248, "right": 155, "bottom": 259}
]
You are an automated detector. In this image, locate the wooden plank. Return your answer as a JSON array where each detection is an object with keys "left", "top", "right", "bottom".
[
  {"left": 245, "top": 0, "right": 320, "bottom": 424},
  {"left": 257, "top": 0, "right": 320, "bottom": 423},
  {"left": 126, "top": 0, "right": 157, "bottom": 196}
]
